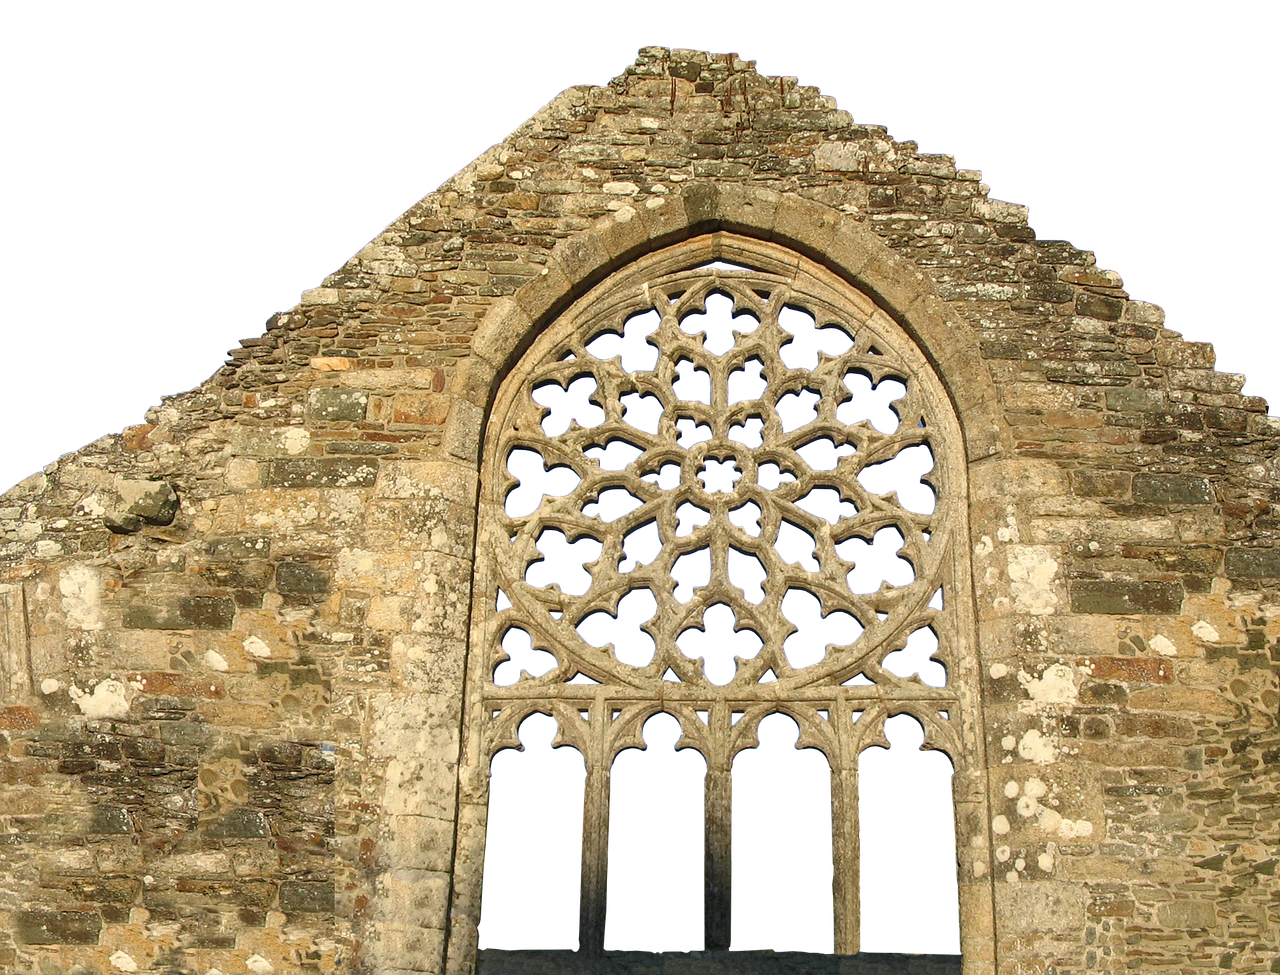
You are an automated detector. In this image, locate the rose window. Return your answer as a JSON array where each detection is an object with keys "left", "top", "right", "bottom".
[{"left": 484, "top": 261, "right": 957, "bottom": 699}]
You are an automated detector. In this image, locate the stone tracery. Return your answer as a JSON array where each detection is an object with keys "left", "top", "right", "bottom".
[{"left": 473, "top": 239, "right": 974, "bottom": 954}]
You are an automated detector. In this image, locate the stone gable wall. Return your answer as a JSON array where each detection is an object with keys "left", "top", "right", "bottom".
[{"left": 1, "top": 47, "right": 1278, "bottom": 975}]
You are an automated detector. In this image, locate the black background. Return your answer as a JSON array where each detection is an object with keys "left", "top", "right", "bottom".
[{"left": 10, "top": 36, "right": 1269, "bottom": 493}]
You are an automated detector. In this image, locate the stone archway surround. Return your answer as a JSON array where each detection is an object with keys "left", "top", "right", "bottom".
[{"left": 418, "top": 188, "right": 1012, "bottom": 975}]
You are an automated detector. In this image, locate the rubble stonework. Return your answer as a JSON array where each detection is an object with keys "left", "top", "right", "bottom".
[{"left": 1, "top": 47, "right": 1278, "bottom": 975}]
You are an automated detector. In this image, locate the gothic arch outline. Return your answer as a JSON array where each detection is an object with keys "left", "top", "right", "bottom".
[{"left": 444, "top": 212, "right": 1006, "bottom": 975}]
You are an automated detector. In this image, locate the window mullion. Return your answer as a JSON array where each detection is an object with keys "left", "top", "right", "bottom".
[
  {"left": 579, "top": 706, "right": 611, "bottom": 954},
  {"left": 704, "top": 704, "right": 733, "bottom": 950}
]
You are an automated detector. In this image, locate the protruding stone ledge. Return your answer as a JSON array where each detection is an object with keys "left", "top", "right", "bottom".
[{"left": 102, "top": 478, "right": 179, "bottom": 534}]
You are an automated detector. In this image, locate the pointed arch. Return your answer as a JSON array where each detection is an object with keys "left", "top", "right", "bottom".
[{"left": 448, "top": 222, "right": 998, "bottom": 972}]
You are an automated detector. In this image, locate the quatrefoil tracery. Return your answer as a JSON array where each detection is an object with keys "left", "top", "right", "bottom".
[{"left": 483, "top": 257, "right": 961, "bottom": 758}]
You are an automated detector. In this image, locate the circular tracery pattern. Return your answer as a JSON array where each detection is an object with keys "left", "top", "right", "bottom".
[{"left": 484, "top": 257, "right": 960, "bottom": 718}]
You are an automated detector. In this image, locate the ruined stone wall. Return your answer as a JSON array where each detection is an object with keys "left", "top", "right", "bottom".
[{"left": 1, "top": 47, "right": 1277, "bottom": 975}]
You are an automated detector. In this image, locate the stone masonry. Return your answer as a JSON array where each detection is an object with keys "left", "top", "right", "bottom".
[{"left": 1, "top": 48, "right": 1279, "bottom": 975}]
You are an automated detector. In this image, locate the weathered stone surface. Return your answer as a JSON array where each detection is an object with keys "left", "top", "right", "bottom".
[
  {"left": 123, "top": 594, "right": 236, "bottom": 629},
  {"left": 265, "top": 457, "right": 378, "bottom": 487},
  {"left": 308, "top": 386, "right": 370, "bottom": 421},
  {"left": 1224, "top": 546, "right": 1280, "bottom": 578},
  {"left": 204, "top": 807, "right": 270, "bottom": 838},
  {"left": 14, "top": 909, "right": 102, "bottom": 944},
  {"left": 280, "top": 880, "right": 336, "bottom": 913},
  {"left": 102, "top": 477, "right": 179, "bottom": 532},
  {"left": 1069, "top": 580, "right": 1183, "bottom": 615},
  {"left": 1132, "top": 473, "right": 1213, "bottom": 504},
  {"left": 1104, "top": 387, "right": 1164, "bottom": 412},
  {"left": 275, "top": 560, "right": 331, "bottom": 594},
  {"left": 1157, "top": 900, "right": 1218, "bottom": 930}
]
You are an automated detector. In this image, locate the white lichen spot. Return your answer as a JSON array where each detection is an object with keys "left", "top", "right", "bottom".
[
  {"left": 109, "top": 951, "right": 138, "bottom": 973},
  {"left": 59, "top": 564, "right": 104, "bottom": 631},
  {"left": 246, "top": 956, "right": 275, "bottom": 975},
  {"left": 77, "top": 493, "right": 106, "bottom": 517},
  {"left": 1018, "top": 663, "right": 1078, "bottom": 709},
  {"left": 1017, "top": 795, "right": 1039, "bottom": 818},
  {"left": 1038, "top": 847, "right": 1056, "bottom": 873},
  {"left": 989, "top": 662, "right": 1009, "bottom": 679},
  {"left": 1024, "top": 777, "right": 1048, "bottom": 799},
  {"left": 974, "top": 535, "right": 994, "bottom": 557},
  {"left": 996, "top": 509, "right": 1019, "bottom": 543},
  {"left": 40, "top": 678, "right": 61, "bottom": 695},
  {"left": 995, "top": 844, "right": 1011, "bottom": 862},
  {"left": 1038, "top": 807, "right": 1062, "bottom": 832},
  {"left": 1057, "top": 817, "right": 1094, "bottom": 839},
  {"left": 282, "top": 427, "right": 311, "bottom": 456},
  {"left": 1014, "top": 857, "right": 1026, "bottom": 871},
  {"left": 1007, "top": 545, "right": 1059, "bottom": 615},
  {"left": 1191, "top": 620, "right": 1220, "bottom": 643},
  {"left": 1001, "top": 735, "right": 1017, "bottom": 751},
  {"left": 1005, "top": 869, "right": 1020, "bottom": 884},
  {"left": 1004, "top": 780, "right": 1019, "bottom": 798},
  {"left": 243, "top": 636, "right": 272, "bottom": 658},
  {"left": 203, "top": 650, "right": 229, "bottom": 672},
  {"left": 972, "top": 859, "right": 987, "bottom": 878},
  {"left": 992, "top": 814, "right": 1010, "bottom": 835},
  {"left": 69, "top": 679, "right": 130, "bottom": 720},
  {"left": 1017, "top": 728, "right": 1057, "bottom": 764},
  {"left": 1149, "top": 634, "right": 1178, "bottom": 657}
]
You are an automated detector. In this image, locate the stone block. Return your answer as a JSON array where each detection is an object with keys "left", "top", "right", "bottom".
[
  {"left": 381, "top": 814, "right": 456, "bottom": 872},
  {"left": 1071, "top": 469, "right": 1131, "bottom": 498},
  {"left": 265, "top": 458, "right": 379, "bottom": 488},
  {"left": 205, "top": 536, "right": 271, "bottom": 559},
  {"left": 1225, "top": 547, "right": 1280, "bottom": 579},
  {"left": 1158, "top": 900, "right": 1217, "bottom": 930},
  {"left": 1132, "top": 474, "right": 1213, "bottom": 504},
  {"left": 997, "top": 881, "right": 1087, "bottom": 936},
  {"left": 1127, "top": 686, "right": 1237, "bottom": 716},
  {"left": 205, "top": 807, "right": 271, "bottom": 839},
  {"left": 89, "top": 805, "right": 134, "bottom": 834},
  {"left": 1078, "top": 656, "right": 1172, "bottom": 684},
  {"left": 15, "top": 909, "right": 102, "bottom": 944},
  {"left": 275, "top": 561, "right": 331, "bottom": 594},
  {"left": 1105, "top": 387, "right": 1164, "bottom": 412},
  {"left": 124, "top": 595, "right": 236, "bottom": 630},
  {"left": 444, "top": 399, "right": 484, "bottom": 465},
  {"left": 392, "top": 393, "right": 450, "bottom": 427},
  {"left": 280, "top": 880, "right": 335, "bottom": 913},
  {"left": 1076, "top": 292, "right": 1124, "bottom": 321},
  {"left": 1070, "top": 581, "right": 1183, "bottom": 615},
  {"left": 308, "top": 387, "right": 370, "bottom": 422}
]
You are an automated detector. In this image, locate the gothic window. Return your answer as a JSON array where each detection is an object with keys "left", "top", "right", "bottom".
[{"left": 468, "top": 238, "right": 973, "bottom": 955}]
